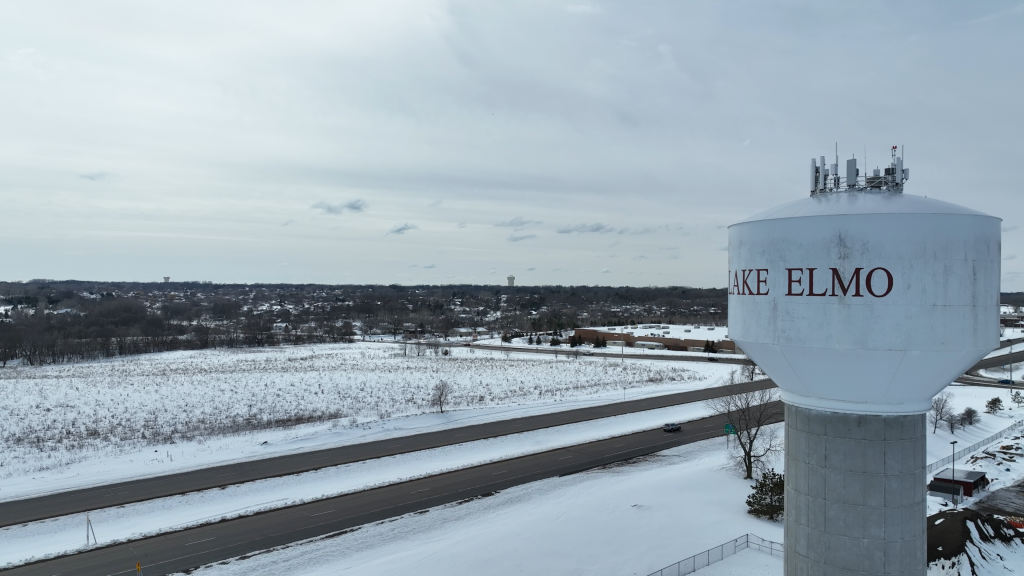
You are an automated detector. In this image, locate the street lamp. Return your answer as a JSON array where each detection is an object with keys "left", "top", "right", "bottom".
[{"left": 950, "top": 440, "right": 959, "bottom": 510}]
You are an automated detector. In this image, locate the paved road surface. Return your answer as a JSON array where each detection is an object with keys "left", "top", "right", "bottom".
[
  {"left": 971, "top": 479, "right": 1024, "bottom": 518},
  {"left": 0, "top": 379, "right": 776, "bottom": 528},
  {"left": 995, "top": 337, "right": 1024, "bottom": 351},
  {"left": 5, "top": 405, "right": 783, "bottom": 576},
  {"left": 972, "top": 349, "right": 1024, "bottom": 372}
]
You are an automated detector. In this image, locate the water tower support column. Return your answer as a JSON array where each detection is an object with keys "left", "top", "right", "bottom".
[{"left": 784, "top": 404, "right": 926, "bottom": 575}]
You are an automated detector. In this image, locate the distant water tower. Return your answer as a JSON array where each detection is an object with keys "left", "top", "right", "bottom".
[
  {"left": 729, "top": 148, "right": 999, "bottom": 576},
  {"left": 163, "top": 276, "right": 170, "bottom": 283},
  {"left": 507, "top": 275, "right": 515, "bottom": 287}
]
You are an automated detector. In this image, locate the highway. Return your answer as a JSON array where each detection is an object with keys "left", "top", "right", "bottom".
[
  {"left": 4, "top": 405, "right": 783, "bottom": 576},
  {"left": 0, "top": 379, "right": 776, "bottom": 528},
  {"left": 972, "top": 348, "right": 1024, "bottom": 371}
]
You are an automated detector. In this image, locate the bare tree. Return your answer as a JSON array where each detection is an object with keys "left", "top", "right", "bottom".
[
  {"left": 944, "top": 412, "right": 959, "bottom": 434},
  {"left": 432, "top": 380, "right": 454, "bottom": 413},
  {"left": 742, "top": 363, "right": 762, "bottom": 382},
  {"left": 929, "top": 392, "right": 954, "bottom": 434},
  {"left": 705, "top": 371, "right": 783, "bottom": 479}
]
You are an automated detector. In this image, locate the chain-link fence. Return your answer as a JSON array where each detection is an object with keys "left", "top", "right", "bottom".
[
  {"left": 646, "top": 533, "right": 783, "bottom": 576},
  {"left": 926, "top": 418, "right": 1024, "bottom": 474}
]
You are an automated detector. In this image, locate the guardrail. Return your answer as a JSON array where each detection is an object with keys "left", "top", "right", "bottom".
[
  {"left": 926, "top": 418, "right": 1024, "bottom": 474},
  {"left": 646, "top": 533, "right": 782, "bottom": 576}
]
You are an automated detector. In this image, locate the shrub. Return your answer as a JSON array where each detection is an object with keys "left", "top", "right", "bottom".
[
  {"left": 959, "top": 407, "right": 979, "bottom": 427},
  {"left": 746, "top": 468, "right": 784, "bottom": 521},
  {"left": 986, "top": 397, "right": 1004, "bottom": 414}
]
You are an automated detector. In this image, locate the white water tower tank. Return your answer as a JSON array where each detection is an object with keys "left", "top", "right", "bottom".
[
  {"left": 729, "top": 192, "right": 1000, "bottom": 414},
  {"left": 729, "top": 153, "right": 1000, "bottom": 576}
]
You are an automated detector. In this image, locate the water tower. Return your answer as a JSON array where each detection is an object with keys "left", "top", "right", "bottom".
[{"left": 728, "top": 148, "right": 999, "bottom": 575}]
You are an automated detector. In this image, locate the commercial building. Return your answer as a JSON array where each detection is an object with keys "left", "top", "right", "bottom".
[{"left": 572, "top": 328, "right": 737, "bottom": 353}]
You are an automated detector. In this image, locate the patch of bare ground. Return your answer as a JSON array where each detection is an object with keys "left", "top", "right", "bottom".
[{"left": 928, "top": 508, "right": 1024, "bottom": 574}]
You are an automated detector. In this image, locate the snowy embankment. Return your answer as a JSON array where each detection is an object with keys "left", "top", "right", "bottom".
[
  {"left": 0, "top": 402, "right": 719, "bottom": 569},
  {"left": 979, "top": 362, "right": 1023, "bottom": 381},
  {"left": 173, "top": 431, "right": 787, "bottom": 576},
  {"left": 0, "top": 342, "right": 734, "bottom": 494}
]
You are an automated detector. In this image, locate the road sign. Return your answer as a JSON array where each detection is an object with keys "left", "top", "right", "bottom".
[{"left": 724, "top": 423, "right": 737, "bottom": 435}]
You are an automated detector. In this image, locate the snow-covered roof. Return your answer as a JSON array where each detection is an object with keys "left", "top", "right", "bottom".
[
  {"left": 735, "top": 192, "right": 994, "bottom": 225},
  {"left": 933, "top": 468, "right": 988, "bottom": 482}
]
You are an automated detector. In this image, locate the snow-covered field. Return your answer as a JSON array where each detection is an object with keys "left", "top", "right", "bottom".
[
  {"left": 175, "top": 432, "right": 787, "bottom": 576},
  {"left": 0, "top": 342, "right": 735, "bottom": 494},
  {"left": 0, "top": 402, "right": 721, "bottom": 569},
  {"left": 5, "top": 338, "right": 1024, "bottom": 575},
  {"left": 926, "top": 385, "right": 1024, "bottom": 466}
]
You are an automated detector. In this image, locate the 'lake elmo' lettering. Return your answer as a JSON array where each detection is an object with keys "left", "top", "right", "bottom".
[{"left": 729, "top": 267, "right": 893, "bottom": 298}]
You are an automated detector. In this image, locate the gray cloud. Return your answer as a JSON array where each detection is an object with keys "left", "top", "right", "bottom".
[
  {"left": 508, "top": 234, "right": 537, "bottom": 242},
  {"left": 79, "top": 172, "right": 109, "bottom": 181},
  {"left": 565, "top": 4, "right": 603, "bottom": 13},
  {"left": 557, "top": 223, "right": 615, "bottom": 234},
  {"left": 616, "top": 225, "right": 690, "bottom": 235},
  {"left": 1, "top": 2, "right": 1021, "bottom": 290},
  {"left": 495, "top": 216, "right": 542, "bottom": 229},
  {"left": 1004, "top": 254, "right": 1017, "bottom": 261},
  {"left": 312, "top": 199, "right": 367, "bottom": 215},
  {"left": 423, "top": 263, "right": 436, "bottom": 269},
  {"left": 1003, "top": 224, "right": 1019, "bottom": 232},
  {"left": 387, "top": 223, "right": 418, "bottom": 235}
]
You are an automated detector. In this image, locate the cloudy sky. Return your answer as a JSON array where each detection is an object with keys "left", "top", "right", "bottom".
[{"left": 2, "top": 1, "right": 1022, "bottom": 288}]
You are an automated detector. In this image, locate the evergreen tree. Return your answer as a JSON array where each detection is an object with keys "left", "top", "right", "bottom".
[
  {"left": 528, "top": 335, "right": 534, "bottom": 345},
  {"left": 1013, "top": 391, "right": 1024, "bottom": 408},
  {"left": 986, "top": 397, "right": 1004, "bottom": 414},
  {"left": 746, "top": 469, "right": 785, "bottom": 521}
]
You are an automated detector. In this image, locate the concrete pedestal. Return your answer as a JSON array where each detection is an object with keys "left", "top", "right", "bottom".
[{"left": 784, "top": 404, "right": 926, "bottom": 576}]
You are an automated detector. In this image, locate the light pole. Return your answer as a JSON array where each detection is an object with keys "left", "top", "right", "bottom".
[{"left": 950, "top": 440, "right": 959, "bottom": 509}]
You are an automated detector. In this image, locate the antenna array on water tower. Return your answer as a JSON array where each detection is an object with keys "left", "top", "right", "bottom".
[{"left": 810, "top": 145, "right": 909, "bottom": 196}]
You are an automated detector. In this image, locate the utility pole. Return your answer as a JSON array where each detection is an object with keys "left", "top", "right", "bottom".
[
  {"left": 950, "top": 440, "right": 959, "bottom": 510},
  {"left": 86, "top": 514, "right": 98, "bottom": 546}
]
